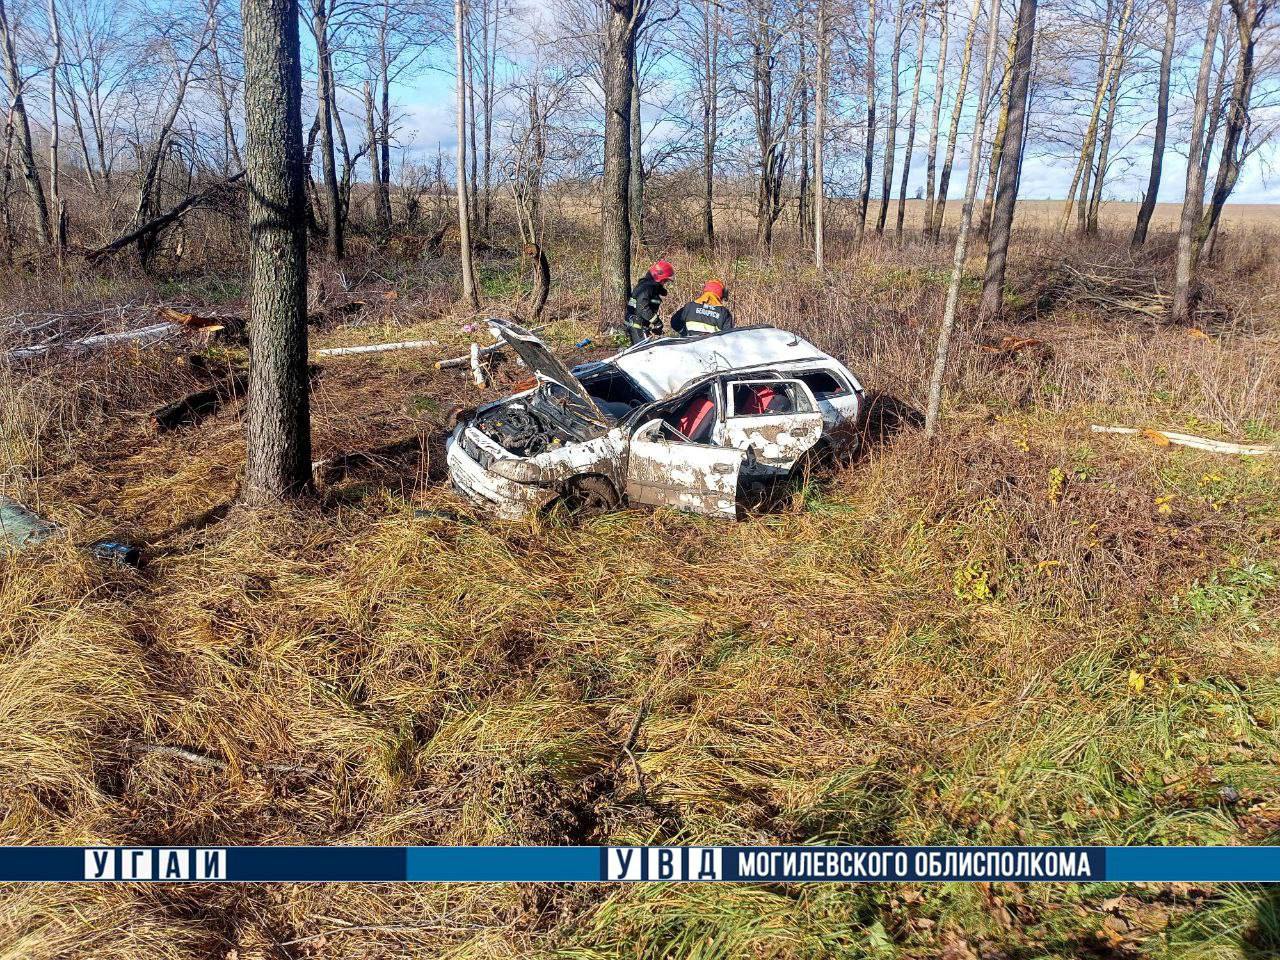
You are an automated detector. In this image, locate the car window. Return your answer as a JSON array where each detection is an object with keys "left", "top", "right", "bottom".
[
  {"left": 794, "top": 368, "right": 850, "bottom": 400},
  {"left": 728, "top": 380, "right": 814, "bottom": 417}
]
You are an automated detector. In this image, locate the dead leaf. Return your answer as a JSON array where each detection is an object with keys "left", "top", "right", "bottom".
[
  {"left": 1143, "top": 429, "right": 1172, "bottom": 447},
  {"left": 1187, "top": 328, "right": 1212, "bottom": 341},
  {"left": 383, "top": 290, "right": 399, "bottom": 301}
]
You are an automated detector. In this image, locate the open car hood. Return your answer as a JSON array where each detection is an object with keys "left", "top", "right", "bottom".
[{"left": 487, "top": 318, "right": 607, "bottom": 423}]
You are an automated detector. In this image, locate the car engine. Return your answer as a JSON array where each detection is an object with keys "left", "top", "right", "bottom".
[{"left": 473, "top": 403, "right": 575, "bottom": 457}]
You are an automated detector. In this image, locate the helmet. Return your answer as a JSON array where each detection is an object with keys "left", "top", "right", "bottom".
[
  {"left": 702, "top": 279, "right": 725, "bottom": 299},
  {"left": 649, "top": 260, "right": 674, "bottom": 283}
]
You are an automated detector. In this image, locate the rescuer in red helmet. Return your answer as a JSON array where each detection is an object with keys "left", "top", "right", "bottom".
[
  {"left": 671, "top": 279, "right": 734, "bottom": 337},
  {"left": 625, "top": 260, "right": 674, "bottom": 345}
]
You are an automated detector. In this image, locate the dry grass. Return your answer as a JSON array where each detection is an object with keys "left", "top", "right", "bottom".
[{"left": 0, "top": 215, "right": 1278, "bottom": 958}]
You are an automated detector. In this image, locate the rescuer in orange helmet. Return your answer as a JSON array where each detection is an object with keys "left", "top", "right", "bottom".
[{"left": 671, "top": 279, "right": 734, "bottom": 337}]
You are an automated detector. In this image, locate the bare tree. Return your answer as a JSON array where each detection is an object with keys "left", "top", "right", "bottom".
[
  {"left": 1131, "top": 0, "right": 1176, "bottom": 246},
  {"left": 979, "top": 0, "right": 1037, "bottom": 320},
  {"left": 0, "top": 0, "right": 50, "bottom": 243},
  {"left": 924, "top": 0, "right": 1000, "bottom": 436},
  {"left": 455, "top": 0, "right": 478, "bottom": 307},
  {"left": 310, "top": 0, "right": 343, "bottom": 257},
  {"left": 815, "top": 0, "right": 827, "bottom": 267},
  {"left": 876, "top": 0, "right": 906, "bottom": 233},
  {"left": 896, "top": 0, "right": 928, "bottom": 240},
  {"left": 1170, "top": 0, "right": 1224, "bottom": 323},
  {"left": 928, "top": 0, "right": 984, "bottom": 241},
  {"left": 48, "top": 0, "right": 67, "bottom": 256},
  {"left": 855, "top": 0, "right": 878, "bottom": 248},
  {"left": 923, "top": 0, "right": 949, "bottom": 235},
  {"left": 1057, "top": 0, "right": 1133, "bottom": 234},
  {"left": 600, "top": 0, "right": 635, "bottom": 324},
  {"left": 242, "top": 0, "right": 313, "bottom": 503}
]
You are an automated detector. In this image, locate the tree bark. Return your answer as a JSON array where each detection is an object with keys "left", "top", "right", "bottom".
[
  {"left": 312, "top": 0, "right": 343, "bottom": 258},
  {"left": 1057, "top": 0, "right": 1132, "bottom": 234},
  {"left": 241, "top": 0, "right": 313, "bottom": 503},
  {"left": 363, "top": 81, "right": 388, "bottom": 235},
  {"left": 701, "top": 0, "right": 719, "bottom": 251},
  {"left": 1131, "top": 0, "right": 1176, "bottom": 246},
  {"left": 929, "top": 0, "right": 983, "bottom": 241},
  {"left": 977, "top": 29, "right": 1017, "bottom": 238},
  {"left": 896, "top": 0, "right": 928, "bottom": 241},
  {"left": 979, "top": 0, "right": 1037, "bottom": 321},
  {"left": 600, "top": 0, "right": 635, "bottom": 326},
  {"left": 629, "top": 56, "right": 644, "bottom": 244},
  {"left": 877, "top": 0, "right": 905, "bottom": 234},
  {"left": 815, "top": 0, "right": 827, "bottom": 268},
  {"left": 925, "top": 0, "right": 1001, "bottom": 436},
  {"left": 1085, "top": 28, "right": 1126, "bottom": 236},
  {"left": 0, "top": 0, "right": 49, "bottom": 244},
  {"left": 455, "top": 0, "right": 478, "bottom": 308},
  {"left": 47, "top": 0, "right": 66, "bottom": 257},
  {"left": 923, "top": 0, "right": 949, "bottom": 236},
  {"left": 855, "top": 0, "right": 877, "bottom": 249},
  {"left": 1191, "top": 0, "right": 1269, "bottom": 272},
  {"left": 1170, "top": 0, "right": 1224, "bottom": 324}
]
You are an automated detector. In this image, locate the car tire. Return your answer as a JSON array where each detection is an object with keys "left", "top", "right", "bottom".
[{"left": 549, "top": 476, "right": 620, "bottom": 519}]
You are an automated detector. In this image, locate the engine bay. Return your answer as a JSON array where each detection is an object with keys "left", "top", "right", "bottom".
[{"left": 472, "top": 394, "right": 591, "bottom": 457}]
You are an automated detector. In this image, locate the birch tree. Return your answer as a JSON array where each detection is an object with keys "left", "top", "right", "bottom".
[
  {"left": 924, "top": 0, "right": 1000, "bottom": 436},
  {"left": 928, "top": 0, "right": 984, "bottom": 241},
  {"left": 896, "top": 0, "right": 928, "bottom": 240},
  {"left": 1131, "top": 0, "right": 1176, "bottom": 246}
]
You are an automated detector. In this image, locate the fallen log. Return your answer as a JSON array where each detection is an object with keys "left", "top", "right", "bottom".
[
  {"left": 6, "top": 322, "right": 182, "bottom": 361},
  {"left": 1091, "top": 425, "right": 1279, "bottom": 456},
  {"left": 435, "top": 323, "right": 546, "bottom": 370},
  {"left": 85, "top": 171, "right": 245, "bottom": 262},
  {"left": 151, "top": 370, "right": 250, "bottom": 431},
  {"left": 316, "top": 338, "right": 439, "bottom": 358}
]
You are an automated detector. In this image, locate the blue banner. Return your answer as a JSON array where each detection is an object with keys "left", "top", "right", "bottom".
[{"left": 0, "top": 845, "right": 1274, "bottom": 882}]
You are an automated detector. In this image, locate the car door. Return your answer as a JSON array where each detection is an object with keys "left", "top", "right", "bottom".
[
  {"left": 715, "top": 378, "right": 825, "bottom": 468},
  {"left": 625, "top": 419, "right": 743, "bottom": 518}
]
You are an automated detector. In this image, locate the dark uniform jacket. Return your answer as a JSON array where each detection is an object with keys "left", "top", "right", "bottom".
[
  {"left": 671, "top": 300, "right": 734, "bottom": 336},
  {"left": 625, "top": 275, "right": 668, "bottom": 342}
]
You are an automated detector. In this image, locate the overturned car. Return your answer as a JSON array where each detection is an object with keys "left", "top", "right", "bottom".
[{"left": 445, "top": 320, "right": 865, "bottom": 519}]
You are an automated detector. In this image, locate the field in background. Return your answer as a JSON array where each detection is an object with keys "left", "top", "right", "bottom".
[{"left": 0, "top": 217, "right": 1278, "bottom": 957}]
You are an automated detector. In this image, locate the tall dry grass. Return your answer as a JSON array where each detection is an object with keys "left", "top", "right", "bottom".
[{"left": 0, "top": 214, "right": 1278, "bottom": 957}]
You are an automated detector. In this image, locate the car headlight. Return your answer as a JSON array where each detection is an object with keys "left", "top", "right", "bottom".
[{"left": 489, "top": 458, "right": 544, "bottom": 483}]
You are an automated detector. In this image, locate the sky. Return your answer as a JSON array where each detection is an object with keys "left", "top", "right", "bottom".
[{"left": 378, "top": 21, "right": 1279, "bottom": 206}]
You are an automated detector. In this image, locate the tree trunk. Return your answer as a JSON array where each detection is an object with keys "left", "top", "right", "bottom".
[
  {"left": 923, "top": 0, "right": 949, "bottom": 236},
  {"left": 455, "top": 0, "right": 478, "bottom": 308},
  {"left": 0, "top": 0, "right": 49, "bottom": 244},
  {"left": 377, "top": 26, "right": 393, "bottom": 233},
  {"left": 1170, "top": 0, "right": 1224, "bottom": 324},
  {"left": 979, "top": 0, "right": 1037, "bottom": 321},
  {"left": 363, "top": 81, "right": 387, "bottom": 235},
  {"left": 877, "top": 0, "right": 905, "bottom": 233},
  {"left": 629, "top": 57, "right": 644, "bottom": 244},
  {"left": 929, "top": 0, "right": 983, "bottom": 241},
  {"left": 312, "top": 0, "right": 343, "bottom": 258},
  {"left": 1057, "top": 0, "right": 1132, "bottom": 234},
  {"left": 977, "top": 29, "right": 1017, "bottom": 238},
  {"left": 815, "top": 0, "right": 827, "bottom": 268},
  {"left": 241, "top": 0, "right": 313, "bottom": 504},
  {"left": 1192, "top": 0, "right": 1267, "bottom": 272},
  {"left": 855, "top": 0, "right": 877, "bottom": 249},
  {"left": 896, "top": 0, "right": 928, "bottom": 241},
  {"left": 47, "top": 0, "right": 66, "bottom": 257},
  {"left": 701, "top": 0, "right": 718, "bottom": 251},
  {"left": 599, "top": 0, "right": 635, "bottom": 327},
  {"left": 1131, "top": 0, "right": 1176, "bottom": 246},
  {"left": 1085, "top": 30, "right": 1126, "bottom": 236},
  {"left": 925, "top": 0, "right": 1001, "bottom": 437}
]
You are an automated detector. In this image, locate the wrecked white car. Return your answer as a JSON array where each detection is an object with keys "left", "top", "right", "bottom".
[{"left": 445, "top": 320, "right": 865, "bottom": 519}]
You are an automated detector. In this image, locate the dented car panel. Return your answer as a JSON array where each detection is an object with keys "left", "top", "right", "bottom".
[
  {"left": 446, "top": 321, "right": 866, "bottom": 519},
  {"left": 625, "top": 421, "right": 743, "bottom": 517}
]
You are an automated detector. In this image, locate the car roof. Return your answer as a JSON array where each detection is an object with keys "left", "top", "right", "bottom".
[{"left": 609, "top": 326, "right": 840, "bottom": 399}]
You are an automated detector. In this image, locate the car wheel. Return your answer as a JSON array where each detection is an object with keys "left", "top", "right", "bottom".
[{"left": 550, "top": 476, "right": 620, "bottom": 518}]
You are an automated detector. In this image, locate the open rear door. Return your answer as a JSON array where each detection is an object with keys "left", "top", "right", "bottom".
[
  {"left": 717, "top": 378, "right": 824, "bottom": 468},
  {"left": 626, "top": 420, "right": 743, "bottom": 518}
]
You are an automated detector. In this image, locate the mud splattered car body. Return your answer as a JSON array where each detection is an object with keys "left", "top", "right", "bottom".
[{"left": 446, "top": 320, "right": 865, "bottom": 518}]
